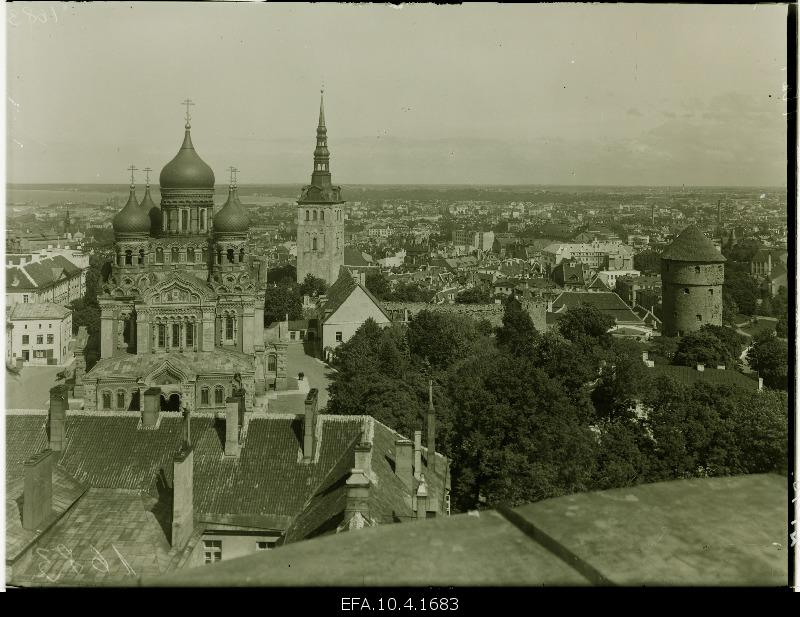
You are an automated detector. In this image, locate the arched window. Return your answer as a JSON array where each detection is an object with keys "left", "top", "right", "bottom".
[
  {"left": 171, "top": 247, "right": 179, "bottom": 262},
  {"left": 683, "top": 288, "right": 690, "bottom": 295},
  {"left": 239, "top": 248, "right": 245, "bottom": 263},
  {"left": 138, "top": 249, "right": 145, "bottom": 265},
  {"left": 181, "top": 210, "right": 189, "bottom": 231},
  {"left": 320, "top": 210, "right": 325, "bottom": 222},
  {"left": 158, "top": 324, "right": 166, "bottom": 348},
  {"left": 187, "top": 248, "right": 195, "bottom": 263},
  {"left": 202, "top": 248, "right": 208, "bottom": 263},
  {"left": 201, "top": 387, "right": 210, "bottom": 405},
  {"left": 172, "top": 323, "right": 181, "bottom": 347},
  {"left": 313, "top": 210, "right": 317, "bottom": 221},
  {"left": 217, "top": 250, "right": 222, "bottom": 265},
  {"left": 225, "top": 316, "right": 234, "bottom": 340},
  {"left": 214, "top": 385, "right": 224, "bottom": 405},
  {"left": 305, "top": 210, "right": 310, "bottom": 221},
  {"left": 268, "top": 354, "right": 277, "bottom": 372},
  {"left": 227, "top": 248, "right": 235, "bottom": 263},
  {"left": 312, "top": 237, "right": 317, "bottom": 251},
  {"left": 116, "top": 389, "right": 125, "bottom": 410},
  {"left": 186, "top": 323, "right": 194, "bottom": 348},
  {"left": 694, "top": 265, "right": 701, "bottom": 274},
  {"left": 124, "top": 250, "right": 132, "bottom": 266},
  {"left": 102, "top": 391, "right": 112, "bottom": 410},
  {"left": 200, "top": 209, "right": 207, "bottom": 231},
  {"left": 156, "top": 247, "right": 164, "bottom": 264}
]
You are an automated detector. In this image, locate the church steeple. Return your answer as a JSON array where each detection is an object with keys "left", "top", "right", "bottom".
[{"left": 311, "top": 88, "right": 331, "bottom": 187}]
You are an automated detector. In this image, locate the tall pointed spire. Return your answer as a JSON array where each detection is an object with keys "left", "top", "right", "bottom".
[
  {"left": 298, "top": 88, "right": 343, "bottom": 205},
  {"left": 318, "top": 87, "right": 326, "bottom": 130}
]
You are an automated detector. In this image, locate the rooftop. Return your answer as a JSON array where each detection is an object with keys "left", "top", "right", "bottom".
[
  {"left": 8, "top": 303, "right": 72, "bottom": 321},
  {"left": 648, "top": 364, "right": 760, "bottom": 390},
  {"left": 661, "top": 225, "right": 726, "bottom": 263}
]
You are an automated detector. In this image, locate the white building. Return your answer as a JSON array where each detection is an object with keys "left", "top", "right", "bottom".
[
  {"left": 6, "top": 252, "right": 88, "bottom": 306},
  {"left": 7, "top": 303, "right": 73, "bottom": 366},
  {"left": 597, "top": 270, "right": 641, "bottom": 290}
]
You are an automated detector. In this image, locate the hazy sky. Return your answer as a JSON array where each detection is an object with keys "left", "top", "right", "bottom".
[{"left": 5, "top": 2, "right": 789, "bottom": 186}]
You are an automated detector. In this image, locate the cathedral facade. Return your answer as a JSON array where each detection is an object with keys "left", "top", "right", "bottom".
[
  {"left": 296, "top": 92, "right": 345, "bottom": 285},
  {"left": 81, "top": 112, "right": 288, "bottom": 413}
]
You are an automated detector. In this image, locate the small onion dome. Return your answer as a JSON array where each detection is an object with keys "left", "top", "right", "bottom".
[
  {"left": 113, "top": 185, "right": 150, "bottom": 235},
  {"left": 214, "top": 186, "right": 249, "bottom": 234},
  {"left": 139, "top": 185, "right": 162, "bottom": 236},
  {"left": 159, "top": 124, "right": 215, "bottom": 189}
]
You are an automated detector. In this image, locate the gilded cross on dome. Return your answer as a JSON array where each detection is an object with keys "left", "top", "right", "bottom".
[
  {"left": 228, "top": 166, "right": 238, "bottom": 187},
  {"left": 143, "top": 167, "right": 152, "bottom": 186},
  {"left": 127, "top": 164, "right": 137, "bottom": 186},
  {"left": 182, "top": 98, "right": 195, "bottom": 127}
]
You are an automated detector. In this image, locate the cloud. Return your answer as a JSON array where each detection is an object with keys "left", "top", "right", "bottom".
[{"left": 626, "top": 108, "right": 643, "bottom": 117}]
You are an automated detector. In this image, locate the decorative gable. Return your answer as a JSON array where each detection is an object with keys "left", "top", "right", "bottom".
[{"left": 143, "top": 273, "right": 215, "bottom": 306}]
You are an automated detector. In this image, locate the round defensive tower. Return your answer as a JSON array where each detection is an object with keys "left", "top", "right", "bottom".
[{"left": 660, "top": 225, "right": 726, "bottom": 337}]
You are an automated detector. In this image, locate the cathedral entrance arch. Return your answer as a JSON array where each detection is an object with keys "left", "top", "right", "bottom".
[{"left": 160, "top": 393, "right": 182, "bottom": 412}]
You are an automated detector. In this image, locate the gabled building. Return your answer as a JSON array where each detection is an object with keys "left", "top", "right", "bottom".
[{"left": 6, "top": 254, "right": 87, "bottom": 307}]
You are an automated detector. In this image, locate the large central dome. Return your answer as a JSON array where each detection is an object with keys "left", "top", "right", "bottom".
[{"left": 159, "top": 125, "right": 215, "bottom": 189}]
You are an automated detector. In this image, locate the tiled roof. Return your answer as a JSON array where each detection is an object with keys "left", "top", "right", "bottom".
[
  {"left": 6, "top": 255, "right": 82, "bottom": 292},
  {"left": 9, "top": 302, "right": 72, "bottom": 321},
  {"left": 323, "top": 268, "right": 391, "bottom": 324},
  {"left": 552, "top": 291, "right": 643, "bottom": 324},
  {"left": 84, "top": 350, "right": 255, "bottom": 381},
  {"left": 648, "top": 364, "right": 759, "bottom": 390},
  {"left": 660, "top": 226, "right": 726, "bottom": 263},
  {"left": 344, "top": 246, "right": 372, "bottom": 267}
]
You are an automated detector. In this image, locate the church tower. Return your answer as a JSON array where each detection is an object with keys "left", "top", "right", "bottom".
[
  {"left": 660, "top": 225, "right": 726, "bottom": 337},
  {"left": 296, "top": 90, "right": 345, "bottom": 285}
]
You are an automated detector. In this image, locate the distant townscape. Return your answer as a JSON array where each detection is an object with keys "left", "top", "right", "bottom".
[{"left": 5, "top": 93, "right": 789, "bottom": 586}]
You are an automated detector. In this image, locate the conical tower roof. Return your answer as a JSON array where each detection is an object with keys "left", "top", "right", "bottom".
[
  {"left": 661, "top": 225, "right": 726, "bottom": 263},
  {"left": 113, "top": 185, "right": 150, "bottom": 235}
]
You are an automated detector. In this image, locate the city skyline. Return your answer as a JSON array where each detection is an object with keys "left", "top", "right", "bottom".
[{"left": 5, "top": 3, "right": 789, "bottom": 186}]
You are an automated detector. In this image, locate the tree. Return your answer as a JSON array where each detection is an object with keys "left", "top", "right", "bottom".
[
  {"left": 407, "top": 310, "right": 484, "bottom": 370},
  {"left": 455, "top": 286, "right": 491, "bottom": 304},
  {"left": 389, "top": 281, "right": 435, "bottom": 303},
  {"left": 495, "top": 295, "right": 537, "bottom": 358},
  {"left": 672, "top": 330, "right": 730, "bottom": 368},
  {"left": 263, "top": 283, "right": 302, "bottom": 325},
  {"left": 591, "top": 338, "right": 649, "bottom": 421},
  {"left": 775, "top": 314, "right": 788, "bottom": 339},
  {"left": 591, "top": 418, "right": 654, "bottom": 490},
  {"left": 556, "top": 304, "right": 614, "bottom": 343},
  {"left": 698, "top": 325, "right": 747, "bottom": 366},
  {"left": 364, "top": 270, "right": 392, "bottom": 300},
  {"left": 747, "top": 335, "right": 788, "bottom": 390},
  {"left": 723, "top": 268, "right": 760, "bottom": 316},
  {"left": 299, "top": 273, "right": 328, "bottom": 298},
  {"left": 267, "top": 264, "right": 297, "bottom": 286}
]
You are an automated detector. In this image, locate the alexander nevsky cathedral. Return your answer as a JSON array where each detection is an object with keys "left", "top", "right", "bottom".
[{"left": 77, "top": 94, "right": 343, "bottom": 414}]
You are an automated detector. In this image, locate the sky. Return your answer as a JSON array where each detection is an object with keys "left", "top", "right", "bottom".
[{"left": 4, "top": 2, "right": 790, "bottom": 186}]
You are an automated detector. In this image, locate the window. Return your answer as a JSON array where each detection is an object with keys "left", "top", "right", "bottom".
[
  {"left": 203, "top": 540, "right": 222, "bottom": 564},
  {"left": 290, "top": 331, "right": 296, "bottom": 341},
  {"left": 187, "top": 248, "right": 195, "bottom": 263},
  {"left": 156, "top": 247, "right": 164, "bottom": 263},
  {"left": 200, "top": 209, "right": 206, "bottom": 231},
  {"left": 22, "top": 350, "right": 29, "bottom": 361},
  {"left": 305, "top": 210, "right": 309, "bottom": 221},
  {"left": 268, "top": 354, "right": 277, "bottom": 372},
  {"left": 171, "top": 247, "right": 180, "bottom": 263},
  {"left": 214, "top": 386, "right": 224, "bottom": 405},
  {"left": 335, "top": 331, "right": 343, "bottom": 342},
  {"left": 256, "top": 541, "right": 276, "bottom": 551},
  {"left": 158, "top": 324, "right": 166, "bottom": 348},
  {"left": 116, "top": 390, "right": 125, "bottom": 409},
  {"left": 22, "top": 335, "right": 29, "bottom": 345},
  {"left": 312, "top": 237, "right": 317, "bottom": 251},
  {"left": 225, "top": 317, "right": 234, "bottom": 340},
  {"left": 708, "top": 289, "right": 714, "bottom": 296},
  {"left": 320, "top": 210, "right": 325, "bottom": 222},
  {"left": 239, "top": 248, "right": 245, "bottom": 263},
  {"left": 694, "top": 266, "right": 701, "bottom": 274},
  {"left": 172, "top": 324, "right": 180, "bottom": 347},
  {"left": 201, "top": 387, "right": 209, "bottom": 405},
  {"left": 23, "top": 295, "right": 28, "bottom": 303},
  {"left": 181, "top": 210, "right": 189, "bottom": 231},
  {"left": 102, "top": 391, "right": 112, "bottom": 410},
  {"left": 125, "top": 250, "right": 132, "bottom": 266},
  {"left": 696, "top": 314, "right": 702, "bottom": 322},
  {"left": 186, "top": 323, "right": 194, "bottom": 348},
  {"left": 313, "top": 210, "right": 317, "bottom": 221},
  {"left": 227, "top": 248, "right": 235, "bottom": 263},
  {"left": 36, "top": 335, "right": 44, "bottom": 345},
  {"left": 683, "top": 288, "right": 690, "bottom": 295},
  {"left": 138, "top": 249, "right": 145, "bottom": 265},
  {"left": 47, "top": 334, "right": 54, "bottom": 344},
  {"left": 202, "top": 248, "right": 208, "bottom": 263}
]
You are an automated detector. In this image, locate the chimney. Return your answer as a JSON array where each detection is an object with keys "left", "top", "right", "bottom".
[
  {"left": 142, "top": 387, "right": 161, "bottom": 428},
  {"left": 171, "top": 444, "right": 194, "bottom": 548},
  {"left": 23, "top": 449, "right": 54, "bottom": 530},
  {"left": 303, "top": 388, "right": 319, "bottom": 462},
  {"left": 413, "top": 430, "right": 422, "bottom": 479},
  {"left": 344, "top": 468, "right": 370, "bottom": 522},
  {"left": 394, "top": 439, "right": 414, "bottom": 492},
  {"left": 355, "top": 441, "right": 372, "bottom": 476},
  {"left": 427, "top": 380, "right": 437, "bottom": 474},
  {"left": 415, "top": 475, "right": 428, "bottom": 521},
  {"left": 697, "top": 364, "right": 705, "bottom": 372},
  {"left": 48, "top": 386, "right": 67, "bottom": 452},
  {"left": 224, "top": 396, "right": 242, "bottom": 457}
]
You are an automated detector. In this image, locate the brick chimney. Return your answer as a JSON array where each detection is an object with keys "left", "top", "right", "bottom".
[
  {"left": 23, "top": 449, "right": 54, "bottom": 530},
  {"left": 394, "top": 439, "right": 413, "bottom": 491},
  {"left": 171, "top": 444, "right": 194, "bottom": 548},
  {"left": 142, "top": 387, "right": 161, "bottom": 428},
  {"left": 344, "top": 468, "right": 370, "bottom": 522},
  {"left": 427, "top": 379, "right": 436, "bottom": 474},
  {"left": 303, "top": 388, "right": 319, "bottom": 462},
  {"left": 225, "top": 396, "right": 242, "bottom": 457},
  {"left": 355, "top": 441, "right": 372, "bottom": 476},
  {"left": 48, "top": 386, "right": 67, "bottom": 452},
  {"left": 413, "top": 430, "right": 422, "bottom": 479},
  {"left": 415, "top": 474, "right": 428, "bottom": 521}
]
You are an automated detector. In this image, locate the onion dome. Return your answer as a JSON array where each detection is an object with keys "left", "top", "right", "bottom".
[
  {"left": 113, "top": 184, "right": 150, "bottom": 235},
  {"left": 159, "top": 122, "right": 215, "bottom": 189},
  {"left": 214, "top": 185, "right": 249, "bottom": 234},
  {"left": 138, "top": 183, "right": 162, "bottom": 236},
  {"left": 661, "top": 225, "right": 726, "bottom": 263}
]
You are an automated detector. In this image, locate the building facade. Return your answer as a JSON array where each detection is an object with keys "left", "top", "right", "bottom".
[
  {"left": 7, "top": 303, "right": 73, "bottom": 366},
  {"left": 660, "top": 226, "right": 725, "bottom": 337},
  {"left": 296, "top": 93, "right": 345, "bottom": 286},
  {"left": 6, "top": 252, "right": 87, "bottom": 306},
  {"left": 81, "top": 111, "right": 288, "bottom": 413}
]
